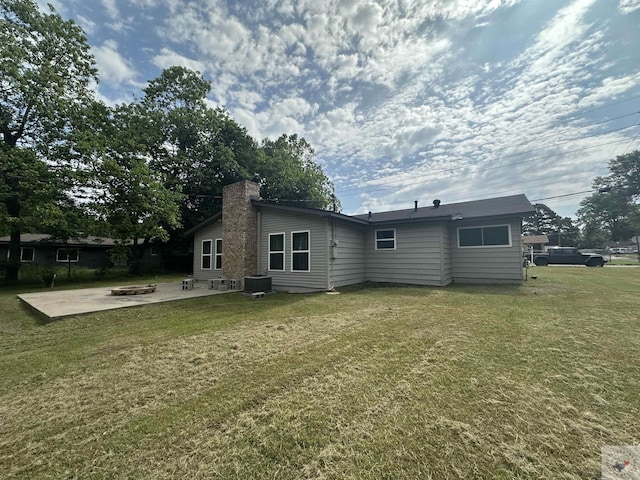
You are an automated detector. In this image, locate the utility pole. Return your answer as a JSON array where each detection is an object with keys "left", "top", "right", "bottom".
[{"left": 557, "top": 216, "right": 562, "bottom": 247}]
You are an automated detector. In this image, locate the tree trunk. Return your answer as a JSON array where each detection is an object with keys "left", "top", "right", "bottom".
[
  {"left": 128, "top": 237, "right": 150, "bottom": 276},
  {"left": 5, "top": 199, "right": 21, "bottom": 284}
]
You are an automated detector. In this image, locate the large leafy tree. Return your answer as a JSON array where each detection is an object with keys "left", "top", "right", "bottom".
[
  {"left": 0, "top": 145, "right": 72, "bottom": 277},
  {"left": 604, "top": 150, "right": 640, "bottom": 199},
  {"left": 1, "top": 0, "right": 97, "bottom": 282},
  {"left": 577, "top": 188, "right": 637, "bottom": 246},
  {"left": 259, "top": 134, "right": 339, "bottom": 211},
  {"left": 141, "top": 67, "right": 254, "bottom": 230},
  {"left": 577, "top": 151, "right": 640, "bottom": 247},
  {"left": 83, "top": 103, "right": 181, "bottom": 275},
  {"left": 139, "top": 67, "right": 338, "bottom": 230},
  {"left": 522, "top": 203, "right": 578, "bottom": 246}
]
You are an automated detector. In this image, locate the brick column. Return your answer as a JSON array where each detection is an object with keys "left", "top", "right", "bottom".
[{"left": 221, "top": 180, "right": 260, "bottom": 289}]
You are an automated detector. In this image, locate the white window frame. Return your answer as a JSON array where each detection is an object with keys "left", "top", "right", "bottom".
[
  {"left": 268, "top": 233, "right": 285, "bottom": 271},
  {"left": 201, "top": 239, "right": 213, "bottom": 270},
  {"left": 457, "top": 224, "right": 512, "bottom": 248},
  {"left": 291, "top": 230, "right": 310, "bottom": 272},
  {"left": 214, "top": 238, "right": 222, "bottom": 270},
  {"left": 375, "top": 229, "right": 396, "bottom": 250},
  {"left": 56, "top": 248, "right": 79, "bottom": 263},
  {"left": 150, "top": 245, "right": 160, "bottom": 256},
  {"left": 20, "top": 247, "right": 35, "bottom": 263}
]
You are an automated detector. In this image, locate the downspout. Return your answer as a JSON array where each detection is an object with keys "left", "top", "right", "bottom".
[{"left": 327, "top": 218, "right": 335, "bottom": 291}]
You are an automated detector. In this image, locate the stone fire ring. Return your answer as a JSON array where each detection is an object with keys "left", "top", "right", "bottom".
[{"left": 110, "top": 285, "right": 156, "bottom": 296}]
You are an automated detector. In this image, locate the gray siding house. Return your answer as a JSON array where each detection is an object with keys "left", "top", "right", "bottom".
[{"left": 187, "top": 181, "right": 535, "bottom": 291}]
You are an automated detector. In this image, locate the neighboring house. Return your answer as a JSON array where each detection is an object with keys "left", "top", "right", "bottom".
[
  {"left": 0, "top": 234, "right": 162, "bottom": 270},
  {"left": 186, "top": 181, "right": 536, "bottom": 292},
  {"left": 522, "top": 234, "right": 549, "bottom": 253},
  {"left": 605, "top": 238, "right": 639, "bottom": 253}
]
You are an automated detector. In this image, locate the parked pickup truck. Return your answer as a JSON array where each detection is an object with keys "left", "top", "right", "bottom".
[{"left": 532, "top": 247, "right": 607, "bottom": 267}]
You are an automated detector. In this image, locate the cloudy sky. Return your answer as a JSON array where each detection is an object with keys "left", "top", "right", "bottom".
[{"left": 39, "top": 0, "right": 640, "bottom": 217}]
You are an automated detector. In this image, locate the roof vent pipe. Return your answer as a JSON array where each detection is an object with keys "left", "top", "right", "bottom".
[
  {"left": 368, "top": 211, "right": 372, "bottom": 221},
  {"left": 414, "top": 201, "right": 418, "bottom": 211},
  {"left": 433, "top": 199, "right": 441, "bottom": 208}
]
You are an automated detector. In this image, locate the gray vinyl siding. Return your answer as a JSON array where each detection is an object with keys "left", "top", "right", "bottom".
[
  {"left": 192, "top": 220, "right": 223, "bottom": 281},
  {"left": 440, "top": 226, "right": 452, "bottom": 285},
  {"left": 258, "top": 209, "right": 329, "bottom": 291},
  {"left": 1, "top": 245, "right": 113, "bottom": 269},
  {"left": 450, "top": 217, "right": 524, "bottom": 284},
  {"left": 364, "top": 222, "right": 449, "bottom": 286},
  {"left": 329, "top": 220, "right": 366, "bottom": 288}
]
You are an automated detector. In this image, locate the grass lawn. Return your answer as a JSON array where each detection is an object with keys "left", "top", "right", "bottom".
[{"left": 1, "top": 268, "right": 639, "bottom": 479}]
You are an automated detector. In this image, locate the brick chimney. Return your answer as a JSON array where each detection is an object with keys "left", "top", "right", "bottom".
[{"left": 221, "top": 180, "right": 260, "bottom": 289}]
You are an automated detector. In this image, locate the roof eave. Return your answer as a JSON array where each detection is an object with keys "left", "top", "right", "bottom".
[
  {"left": 251, "top": 199, "right": 370, "bottom": 225},
  {"left": 183, "top": 212, "right": 223, "bottom": 236}
]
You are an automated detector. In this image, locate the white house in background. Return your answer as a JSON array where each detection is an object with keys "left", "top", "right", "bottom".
[{"left": 186, "top": 181, "right": 536, "bottom": 292}]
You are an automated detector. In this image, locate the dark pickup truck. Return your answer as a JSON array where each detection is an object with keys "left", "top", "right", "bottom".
[{"left": 532, "top": 247, "right": 606, "bottom": 267}]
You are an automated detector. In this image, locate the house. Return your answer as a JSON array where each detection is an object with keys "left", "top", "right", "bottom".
[
  {"left": 522, "top": 234, "right": 549, "bottom": 253},
  {"left": 0, "top": 234, "right": 162, "bottom": 270},
  {"left": 186, "top": 181, "right": 536, "bottom": 292},
  {"left": 605, "top": 238, "right": 639, "bottom": 254}
]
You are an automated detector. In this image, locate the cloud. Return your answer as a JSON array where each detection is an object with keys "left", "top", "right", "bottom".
[
  {"left": 101, "top": 0, "right": 119, "bottom": 19},
  {"left": 58, "top": 0, "right": 640, "bottom": 218},
  {"left": 75, "top": 14, "right": 96, "bottom": 35},
  {"left": 151, "top": 48, "right": 205, "bottom": 73},
  {"left": 92, "top": 40, "right": 137, "bottom": 83},
  {"left": 618, "top": 0, "right": 640, "bottom": 13},
  {"left": 577, "top": 73, "right": 640, "bottom": 110}
]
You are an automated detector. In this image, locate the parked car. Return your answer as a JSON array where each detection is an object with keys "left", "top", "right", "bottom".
[{"left": 532, "top": 247, "right": 607, "bottom": 267}]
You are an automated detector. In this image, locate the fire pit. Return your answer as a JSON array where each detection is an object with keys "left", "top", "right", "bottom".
[{"left": 110, "top": 285, "right": 156, "bottom": 296}]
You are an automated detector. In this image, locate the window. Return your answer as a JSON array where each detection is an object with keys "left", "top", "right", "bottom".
[
  {"left": 111, "top": 252, "right": 128, "bottom": 266},
  {"left": 269, "top": 233, "right": 284, "bottom": 271},
  {"left": 201, "top": 239, "right": 212, "bottom": 270},
  {"left": 375, "top": 229, "right": 396, "bottom": 250},
  {"left": 20, "top": 247, "right": 35, "bottom": 263},
  {"left": 56, "top": 248, "right": 79, "bottom": 262},
  {"left": 215, "top": 238, "right": 222, "bottom": 270},
  {"left": 150, "top": 245, "right": 160, "bottom": 256},
  {"left": 458, "top": 225, "right": 511, "bottom": 247},
  {"left": 292, "top": 231, "right": 310, "bottom": 271}
]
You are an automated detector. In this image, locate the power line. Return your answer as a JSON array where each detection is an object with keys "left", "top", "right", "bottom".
[
  {"left": 530, "top": 190, "right": 596, "bottom": 202},
  {"left": 559, "top": 92, "right": 640, "bottom": 119}
]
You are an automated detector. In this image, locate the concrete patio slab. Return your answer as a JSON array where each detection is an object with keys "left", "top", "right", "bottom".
[{"left": 17, "top": 281, "right": 235, "bottom": 321}]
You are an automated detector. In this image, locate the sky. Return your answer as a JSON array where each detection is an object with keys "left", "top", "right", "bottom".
[{"left": 37, "top": 0, "right": 640, "bottom": 218}]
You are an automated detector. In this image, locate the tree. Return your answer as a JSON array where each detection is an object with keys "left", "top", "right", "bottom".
[
  {"left": 0, "top": 145, "right": 71, "bottom": 281},
  {"left": 577, "top": 189, "right": 637, "bottom": 246},
  {"left": 522, "top": 203, "right": 577, "bottom": 246},
  {"left": 141, "top": 69, "right": 258, "bottom": 227},
  {"left": 603, "top": 150, "right": 640, "bottom": 199},
  {"left": 259, "top": 134, "right": 339, "bottom": 211},
  {"left": 87, "top": 104, "right": 181, "bottom": 275},
  {"left": 577, "top": 150, "right": 640, "bottom": 247},
  {"left": 138, "top": 68, "right": 338, "bottom": 229},
  {"left": 1, "top": 0, "right": 97, "bottom": 282}
]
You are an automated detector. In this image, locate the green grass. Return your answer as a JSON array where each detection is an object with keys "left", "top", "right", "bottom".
[{"left": 1, "top": 268, "right": 639, "bottom": 479}]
